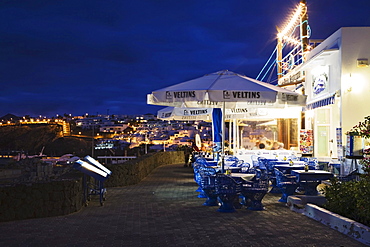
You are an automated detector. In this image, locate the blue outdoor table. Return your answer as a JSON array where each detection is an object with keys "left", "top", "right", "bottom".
[
  {"left": 206, "top": 161, "right": 218, "bottom": 166},
  {"left": 274, "top": 161, "right": 290, "bottom": 165},
  {"left": 225, "top": 167, "right": 242, "bottom": 173},
  {"left": 230, "top": 173, "right": 256, "bottom": 181},
  {"left": 291, "top": 170, "right": 334, "bottom": 195},
  {"left": 274, "top": 164, "right": 305, "bottom": 174}
]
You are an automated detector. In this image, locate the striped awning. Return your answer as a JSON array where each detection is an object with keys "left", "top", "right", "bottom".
[{"left": 304, "top": 94, "right": 335, "bottom": 111}]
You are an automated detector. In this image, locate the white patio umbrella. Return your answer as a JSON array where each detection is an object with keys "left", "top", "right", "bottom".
[
  {"left": 156, "top": 106, "right": 272, "bottom": 156},
  {"left": 148, "top": 70, "right": 306, "bottom": 109},
  {"left": 157, "top": 106, "right": 223, "bottom": 162},
  {"left": 157, "top": 106, "right": 301, "bottom": 121},
  {"left": 156, "top": 105, "right": 302, "bottom": 163},
  {"left": 157, "top": 107, "right": 213, "bottom": 121},
  {"left": 148, "top": 70, "right": 307, "bottom": 172}
]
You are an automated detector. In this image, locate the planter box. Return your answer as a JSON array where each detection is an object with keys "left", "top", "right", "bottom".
[{"left": 287, "top": 195, "right": 370, "bottom": 245}]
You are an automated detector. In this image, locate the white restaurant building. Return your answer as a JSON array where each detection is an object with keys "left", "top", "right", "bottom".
[{"left": 282, "top": 26, "right": 370, "bottom": 171}]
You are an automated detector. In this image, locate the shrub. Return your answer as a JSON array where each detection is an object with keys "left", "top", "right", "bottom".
[
  {"left": 323, "top": 116, "right": 370, "bottom": 227},
  {"left": 323, "top": 178, "right": 370, "bottom": 226}
]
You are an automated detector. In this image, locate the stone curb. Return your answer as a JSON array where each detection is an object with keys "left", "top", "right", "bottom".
[{"left": 287, "top": 195, "right": 370, "bottom": 246}]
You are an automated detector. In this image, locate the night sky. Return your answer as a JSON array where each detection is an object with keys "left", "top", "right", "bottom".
[{"left": 1, "top": 0, "right": 370, "bottom": 117}]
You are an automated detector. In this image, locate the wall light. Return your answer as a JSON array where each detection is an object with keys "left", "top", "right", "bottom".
[
  {"left": 84, "top": 155, "right": 112, "bottom": 175},
  {"left": 75, "top": 159, "right": 108, "bottom": 178},
  {"left": 357, "top": 58, "right": 369, "bottom": 68}
]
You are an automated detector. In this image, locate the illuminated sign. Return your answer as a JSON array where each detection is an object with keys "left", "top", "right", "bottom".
[
  {"left": 313, "top": 74, "right": 327, "bottom": 95},
  {"left": 278, "top": 71, "right": 304, "bottom": 86},
  {"left": 95, "top": 142, "right": 114, "bottom": 150},
  {"left": 281, "top": 93, "right": 299, "bottom": 102},
  {"left": 312, "top": 66, "right": 329, "bottom": 96}
]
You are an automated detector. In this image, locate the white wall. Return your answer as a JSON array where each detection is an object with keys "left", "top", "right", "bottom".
[
  {"left": 301, "top": 27, "right": 370, "bottom": 159},
  {"left": 303, "top": 29, "right": 342, "bottom": 158},
  {"left": 340, "top": 27, "right": 370, "bottom": 135}
]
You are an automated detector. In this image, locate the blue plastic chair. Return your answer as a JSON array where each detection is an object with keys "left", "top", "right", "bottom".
[
  {"left": 199, "top": 167, "right": 218, "bottom": 206},
  {"left": 300, "top": 157, "right": 309, "bottom": 162},
  {"left": 274, "top": 168, "right": 298, "bottom": 203},
  {"left": 239, "top": 162, "right": 251, "bottom": 173},
  {"left": 257, "top": 157, "right": 268, "bottom": 169},
  {"left": 225, "top": 156, "right": 240, "bottom": 167},
  {"left": 193, "top": 164, "right": 207, "bottom": 197},
  {"left": 215, "top": 174, "right": 241, "bottom": 212},
  {"left": 239, "top": 168, "right": 269, "bottom": 211},
  {"left": 265, "top": 159, "right": 279, "bottom": 193},
  {"left": 339, "top": 169, "right": 360, "bottom": 182},
  {"left": 251, "top": 155, "right": 259, "bottom": 167}
]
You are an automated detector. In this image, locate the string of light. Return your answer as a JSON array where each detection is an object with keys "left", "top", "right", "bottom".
[
  {"left": 277, "top": 3, "right": 304, "bottom": 39},
  {"left": 256, "top": 1, "right": 309, "bottom": 83}
]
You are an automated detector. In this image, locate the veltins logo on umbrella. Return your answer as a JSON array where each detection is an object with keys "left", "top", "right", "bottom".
[
  {"left": 223, "top": 90, "right": 231, "bottom": 99},
  {"left": 183, "top": 110, "right": 189, "bottom": 115},
  {"left": 166, "top": 91, "right": 172, "bottom": 100}
]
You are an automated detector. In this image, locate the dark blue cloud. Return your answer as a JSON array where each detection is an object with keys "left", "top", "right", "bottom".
[{"left": 1, "top": 0, "right": 370, "bottom": 117}]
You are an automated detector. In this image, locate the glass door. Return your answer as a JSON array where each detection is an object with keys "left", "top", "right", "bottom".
[{"left": 315, "top": 108, "right": 331, "bottom": 157}]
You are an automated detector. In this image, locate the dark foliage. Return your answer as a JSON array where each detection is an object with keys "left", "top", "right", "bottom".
[
  {"left": 0, "top": 125, "right": 91, "bottom": 157},
  {"left": 323, "top": 177, "right": 370, "bottom": 227}
]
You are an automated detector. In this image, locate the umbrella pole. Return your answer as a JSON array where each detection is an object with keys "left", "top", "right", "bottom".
[
  {"left": 221, "top": 101, "right": 225, "bottom": 173},
  {"left": 233, "top": 118, "right": 237, "bottom": 154}
]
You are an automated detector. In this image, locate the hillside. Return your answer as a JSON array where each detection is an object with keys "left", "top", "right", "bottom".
[{"left": 0, "top": 125, "right": 92, "bottom": 157}]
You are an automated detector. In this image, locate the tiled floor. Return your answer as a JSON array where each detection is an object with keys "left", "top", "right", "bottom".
[{"left": 0, "top": 163, "right": 365, "bottom": 247}]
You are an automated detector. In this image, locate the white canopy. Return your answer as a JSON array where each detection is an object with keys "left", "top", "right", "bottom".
[
  {"left": 148, "top": 70, "right": 306, "bottom": 109},
  {"left": 157, "top": 107, "right": 213, "bottom": 121},
  {"left": 149, "top": 70, "right": 306, "bottom": 173},
  {"left": 157, "top": 106, "right": 302, "bottom": 121}
]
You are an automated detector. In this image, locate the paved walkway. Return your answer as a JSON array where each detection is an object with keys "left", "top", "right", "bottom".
[{"left": 0, "top": 163, "right": 366, "bottom": 247}]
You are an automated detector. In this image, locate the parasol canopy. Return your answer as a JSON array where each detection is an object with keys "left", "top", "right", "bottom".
[
  {"left": 157, "top": 106, "right": 302, "bottom": 121},
  {"left": 149, "top": 70, "right": 306, "bottom": 173},
  {"left": 157, "top": 107, "right": 213, "bottom": 121},
  {"left": 148, "top": 70, "right": 306, "bottom": 109}
]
